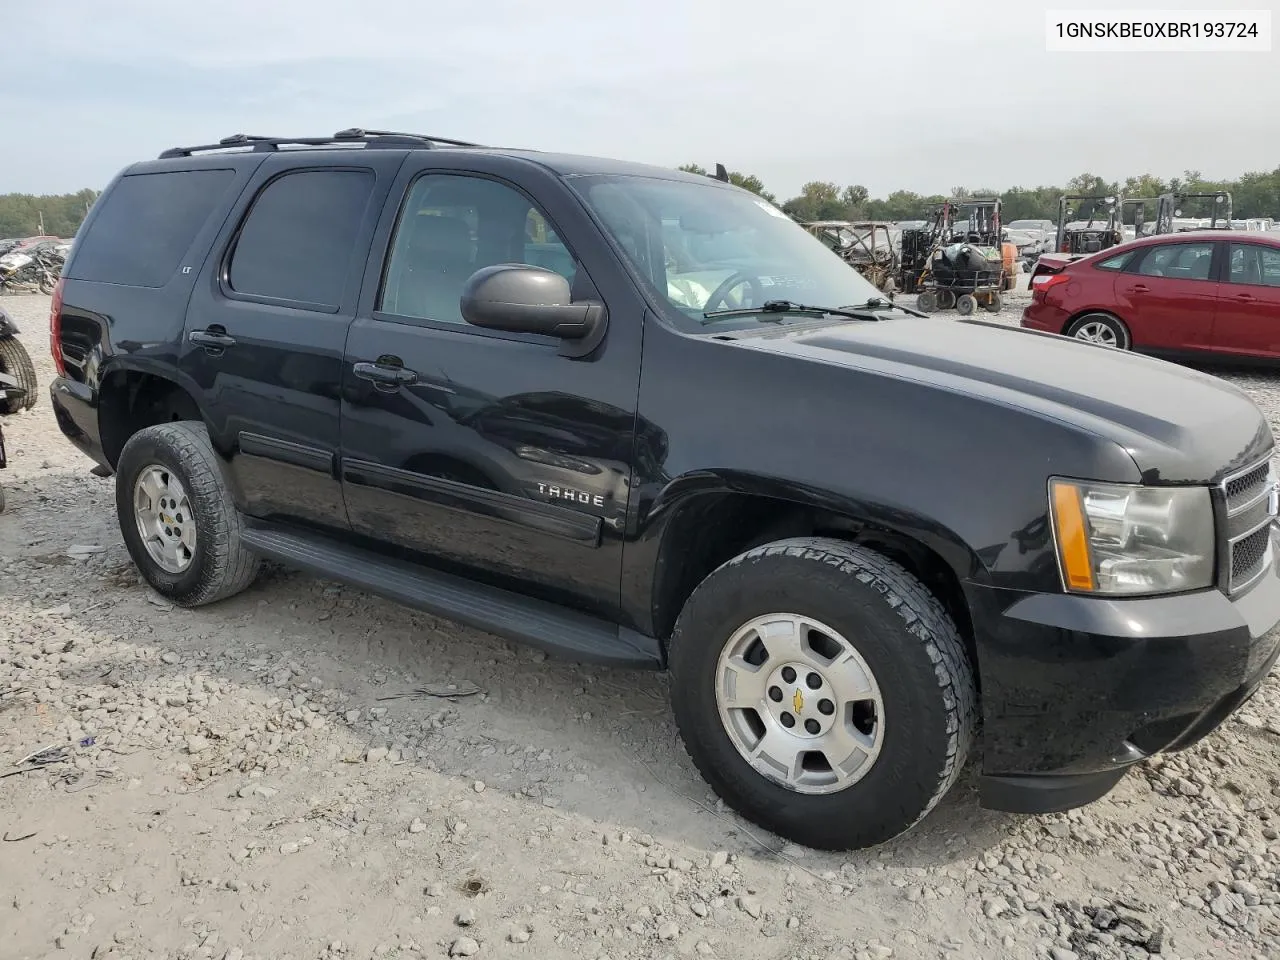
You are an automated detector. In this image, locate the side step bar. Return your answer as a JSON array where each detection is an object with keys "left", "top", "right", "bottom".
[{"left": 240, "top": 524, "right": 663, "bottom": 669}]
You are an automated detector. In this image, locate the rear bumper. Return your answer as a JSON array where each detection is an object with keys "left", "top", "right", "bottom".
[
  {"left": 968, "top": 536, "right": 1280, "bottom": 813},
  {"left": 50, "top": 376, "right": 109, "bottom": 469},
  {"left": 1019, "top": 301, "right": 1068, "bottom": 333}
]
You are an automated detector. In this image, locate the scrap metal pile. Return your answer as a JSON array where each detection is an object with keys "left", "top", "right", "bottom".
[{"left": 0, "top": 236, "right": 70, "bottom": 295}]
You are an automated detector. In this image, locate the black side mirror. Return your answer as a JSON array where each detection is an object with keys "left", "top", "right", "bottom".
[{"left": 460, "top": 264, "right": 602, "bottom": 340}]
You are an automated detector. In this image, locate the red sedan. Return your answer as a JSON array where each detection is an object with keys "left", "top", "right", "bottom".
[{"left": 1021, "top": 230, "right": 1280, "bottom": 361}]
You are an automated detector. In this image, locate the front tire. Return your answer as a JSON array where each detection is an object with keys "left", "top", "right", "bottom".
[
  {"left": 668, "top": 537, "right": 977, "bottom": 851},
  {"left": 115, "top": 421, "right": 260, "bottom": 607}
]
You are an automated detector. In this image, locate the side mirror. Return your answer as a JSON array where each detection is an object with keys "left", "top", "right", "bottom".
[{"left": 460, "top": 264, "right": 601, "bottom": 340}]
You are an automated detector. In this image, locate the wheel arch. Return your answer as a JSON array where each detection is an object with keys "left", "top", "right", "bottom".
[
  {"left": 97, "top": 361, "right": 210, "bottom": 468},
  {"left": 636, "top": 472, "right": 982, "bottom": 675}
]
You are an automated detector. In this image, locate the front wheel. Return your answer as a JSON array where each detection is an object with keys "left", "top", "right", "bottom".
[
  {"left": 955, "top": 294, "right": 976, "bottom": 316},
  {"left": 668, "top": 537, "right": 978, "bottom": 851},
  {"left": 115, "top": 421, "right": 260, "bottom": 607}
]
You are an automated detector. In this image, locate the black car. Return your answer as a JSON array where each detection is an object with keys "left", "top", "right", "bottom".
[{"left": 48, "top": 129, "right": 1280, "bottom": 851}]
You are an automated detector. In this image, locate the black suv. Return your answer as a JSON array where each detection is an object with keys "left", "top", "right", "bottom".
[{"left": 49, "top": 129, "right": 1280, "bottom": 851}]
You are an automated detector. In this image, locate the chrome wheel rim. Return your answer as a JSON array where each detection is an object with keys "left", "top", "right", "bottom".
[
  {"left": 133, "top": 465, "right": 195, "bottom": 574},
  {"left": 715, "top": 613, "right": 885, "bottom": 796},
  {"left": 1074, "top": 319, "right": 1119, "bottom": 347}
]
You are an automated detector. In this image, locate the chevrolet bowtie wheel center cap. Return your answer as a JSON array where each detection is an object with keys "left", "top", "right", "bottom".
[{"left": 765, "top": 662, "right": 836, "bottom": 738}]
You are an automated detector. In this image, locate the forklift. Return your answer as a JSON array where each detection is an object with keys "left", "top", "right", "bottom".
[
  {"left": 1055, "top": 195, "right": 1122, "bottom": 255},
  {"left": 908, "top": 198, "right": 1016, "bottom": 315},
  {"left": 1153, "top": 190, "right": 1233, "bottom": 234}
]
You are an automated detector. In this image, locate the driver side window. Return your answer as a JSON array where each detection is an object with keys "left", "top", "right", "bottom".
[{"left": 379, "top": 174, "right": 580, "bottom": 324}]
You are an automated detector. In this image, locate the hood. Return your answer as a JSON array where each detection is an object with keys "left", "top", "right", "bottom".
[{"left": 727, "top": 316, "right": 1272, "bottom": 484}]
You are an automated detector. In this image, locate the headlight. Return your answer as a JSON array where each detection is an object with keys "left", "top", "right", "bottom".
[{"left": 1048, "top": 478, "right": 1215, "bottom": 595}]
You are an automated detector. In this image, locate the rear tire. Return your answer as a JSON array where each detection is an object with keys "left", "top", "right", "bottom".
[
  {"left": 982, "top": 291, "right": 1003, "bottom": 313},
  {"left": 916, "top": 291, "right": 938, "bottom": 313},
  {"left": 0, "top": 336, "right": 38, "bottom": 413},
  {"left": 668, "top": 537, "right": 978, "bottom": 851},
  {"left": 115, "top": 421, "right": 260, "bottom": 607},
  {"left": 1065, "top": 312, "right": 1130, "bottom": 349},
  {"left": 955, "top": 294, "right": 976, "bottom": 316}
]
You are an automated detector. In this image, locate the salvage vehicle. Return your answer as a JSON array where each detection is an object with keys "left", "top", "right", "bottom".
[
  {"left": 1022, "top": 230, "right": 1280, "bottom": 362},
  {"left": 802, "top": 220, "right": 900, "bottom": 292},
  {"left": 49, "top": 129, "right": 1280, "bottom": 851},
  {"left": 0, "top": 370, "right": 25, "bottom": 512}
]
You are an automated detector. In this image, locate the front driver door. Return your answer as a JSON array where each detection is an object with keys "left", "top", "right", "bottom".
[{"left": 338, "top": 158, "right": 644, "bottom": 620}]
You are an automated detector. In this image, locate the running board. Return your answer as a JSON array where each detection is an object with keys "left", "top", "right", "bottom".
[{"left": 240, "top": 524, "right": 662, "bottom": 669}]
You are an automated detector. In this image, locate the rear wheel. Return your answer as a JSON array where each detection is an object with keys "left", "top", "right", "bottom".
[
  {"left": 1066, "top": 313, "right": 1130, "bottom": 349},
  {"left": 982, "top": 291, "right": 1003, "bottom": 313},
  {"left": 916, "top": 291, "right": 938, "bottom": 313},
  {"left": 668, "top": 537, "right": 978, "bottom": 851},
  {"left": 955, "top": 294, "right": 976, "bottom": 316},
  {"left": 0, "top": 336, "right": 38, "bottom": 413},
  {"left": 116, "top": 421, "right": 260, "bottom": 607}
]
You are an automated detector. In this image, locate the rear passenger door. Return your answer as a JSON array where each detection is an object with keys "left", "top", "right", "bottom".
[
  {"left": 182, "top": 153, "right": 404, "bottom": 529},
  {"left": 338, "top": 155, "right": 645, "bottom": 621},
  {"left": 1114, "top": 240, "right": 1220, "bottom": 351}
]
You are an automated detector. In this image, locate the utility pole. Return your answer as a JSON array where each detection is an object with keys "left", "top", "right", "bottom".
[{"left": 37, "top": 211, "right": 45, "bottom": 235}]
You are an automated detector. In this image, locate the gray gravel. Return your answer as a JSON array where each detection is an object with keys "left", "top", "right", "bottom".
[{"left": 0, "top": 292, "right": 1277, "bottom": 960}]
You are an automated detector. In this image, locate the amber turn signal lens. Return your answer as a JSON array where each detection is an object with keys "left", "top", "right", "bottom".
[{"left": 1051, "top": 480, "right": 1096, "bottom": 592}]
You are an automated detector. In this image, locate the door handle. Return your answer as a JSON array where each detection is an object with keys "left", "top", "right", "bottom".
[
  {"left": 1130, "top": 284, "right": 1149, "bottom": 293},
  {"left": 353, "top": 361, "right": 419, "bottom": 387},
  {"left": 189, "top": 327, "right": 237, "bottom": 348},
  {"left": 1235, "top": 292, "right": 1256, "bottom": 301}
]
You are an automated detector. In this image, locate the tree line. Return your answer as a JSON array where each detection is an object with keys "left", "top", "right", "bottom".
[
  {"left": 678, "top": 164, "right": 1280, "bottom": 224},
  {"left": 0, "top": 190, "right": 100, "bottom": 239},
  {"left": 4, "top": 164, "right": 1280, "bottom": 240}
]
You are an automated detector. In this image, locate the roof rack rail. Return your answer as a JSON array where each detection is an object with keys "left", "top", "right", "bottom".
[{"left": 159, "top": 128, "right": 483, "bottom": 159}]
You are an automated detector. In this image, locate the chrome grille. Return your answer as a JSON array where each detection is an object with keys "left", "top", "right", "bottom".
[{"left": 1221, "top": 457, "right": 1276, "bottom": 594}]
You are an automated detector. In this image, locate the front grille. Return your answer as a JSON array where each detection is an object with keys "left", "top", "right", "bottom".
[
  {"left": 1226, "top": 462, "right": 1270, "bottom": 507},
  {"left": 1221, "top": 458, "right": 1276, "bottom": 593},
  {"left": 1232, "top": 526, "right": 1271, "bottom": 585}
]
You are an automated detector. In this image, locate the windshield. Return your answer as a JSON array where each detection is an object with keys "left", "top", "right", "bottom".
[{"left": 570, "top": 175, "right": 885, "bottom": 331}]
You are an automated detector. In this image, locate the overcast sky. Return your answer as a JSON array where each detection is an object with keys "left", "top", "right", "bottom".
[{"left": 2, "top": 0, "right": 1276, "bottom": 200}]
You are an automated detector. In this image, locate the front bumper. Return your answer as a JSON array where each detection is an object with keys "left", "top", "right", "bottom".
[{"left": 967, "top": 532, "right": 1280, "bottom": 814}]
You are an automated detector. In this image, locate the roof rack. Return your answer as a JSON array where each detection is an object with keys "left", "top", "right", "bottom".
[{"left": 159, "top": 128, "right": 484, "bottom": 159}]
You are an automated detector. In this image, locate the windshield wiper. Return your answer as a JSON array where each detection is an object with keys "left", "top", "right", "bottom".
[
  {"left": 702, "top": 299, "right": 886, "bottom": 322},
  {"left": 849, "top": 297, "right": 928, "bottom": 318}
]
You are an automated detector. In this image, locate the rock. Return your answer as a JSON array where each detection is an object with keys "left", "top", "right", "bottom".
[
  {"left": 161, "top": 652, "right": 181, "bottom": 665},
  {"left": 1050, "top": 949, "right": 1079, "bottom": 960},
  {"left": 223, "top": 950, "right": 244, "bottom": 960},
  {"left": 1231, "top": 879, "right": 1261, "bottom": 906},
  {"left": 690, "top": 902, "right": 709, "bottom": 919},
  {"left": 185, "top": 736, "right": 210, "bottom": 754},
  {"left": 456, "top": 908, "right": 476, "bottom": 927},
  {"left": 508, "top": 927, "right": 530, "bottom": 944},
  {"left": 786, "top": 917, "right": 800, "bottom": 930},
  {"left": 736, "top": 896, "right": 762, "bottom": 919},
  {"left": 409, "top": 818, "right": 426, "bottom": 834},
  {"left": 695, "top": 942, "right": 714, "bottom": 956},
  {"left": 279, "top": 842, "right": 300, "bottom": 855},
  {"left": 366, "top": 746, "right": 389, "bottom": 763},
  {"left": 709, "top": 851, "right": 729, "bottom": 870},
  {"left": 425, "top": 882, "right": 445, "bottom": 898},
  {"left": 473, "top": 781, "right": 486, "bottom": 793},
  {"left": 1044, "top": 822, "right": 1071, "bottom": 839},
  {"left": 982, "top": 896, "right": 1011, "bottom": 919},
  {"left": 449, "top": 937, "right": 480, "bottom": 957},
  {"left": 657, "top": 921, "right": 679, "bottom": 941}
]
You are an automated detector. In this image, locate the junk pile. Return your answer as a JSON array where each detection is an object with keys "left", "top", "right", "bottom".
[{"left": 0, "top": 236, "right": 70, "bottom": 295}]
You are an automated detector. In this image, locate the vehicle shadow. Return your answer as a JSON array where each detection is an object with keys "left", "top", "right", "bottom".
[{"left": 3, "top": 472, "right": 1022, "bottom": 872}]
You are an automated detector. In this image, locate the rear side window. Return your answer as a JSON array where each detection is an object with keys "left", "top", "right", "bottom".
[
  {"left": 1094, "top": 252, "right": 1131, "bottom": 271},
  {"left": 69, "top": 170, "right": 235, "bottom": 287},
  {"left": 228, "top": 169, "right": 374, "bottom": 309}
]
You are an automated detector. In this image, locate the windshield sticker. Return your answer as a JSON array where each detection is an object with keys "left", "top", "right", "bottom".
[{"left": 754, "top": 199, "right": 789, "bottom": 219}]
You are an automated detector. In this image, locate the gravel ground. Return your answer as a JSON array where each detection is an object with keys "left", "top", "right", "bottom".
[{"left": 1, "top": 292, "right": 1278, "bottom": 960}]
